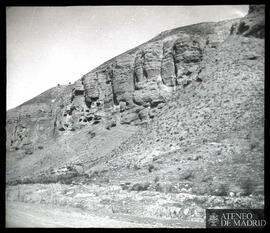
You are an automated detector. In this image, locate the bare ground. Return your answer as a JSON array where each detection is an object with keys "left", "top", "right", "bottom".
[{"left": 6, "top": 201, "right": 204, "bottom": 228}]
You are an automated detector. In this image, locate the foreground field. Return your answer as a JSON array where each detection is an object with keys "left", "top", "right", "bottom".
[
  {"left": 6, "top": 183, "right": 264, "bottom": 228},
  {"left": 6, "top": 201, "right": 175, "bottom": 228}
]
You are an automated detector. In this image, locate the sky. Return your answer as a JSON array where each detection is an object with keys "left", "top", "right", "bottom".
[{"left": 6, "top": 5, "right": 249, "bottom": 110}]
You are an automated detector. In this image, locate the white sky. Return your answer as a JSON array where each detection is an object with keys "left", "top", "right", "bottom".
[{"left": 6, "top": 5, "right": 248, "bottom": 110}]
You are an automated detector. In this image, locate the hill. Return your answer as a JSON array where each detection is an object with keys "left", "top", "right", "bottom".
[{"left": 6, "top": 5, "right": 265, "bottom": 226}]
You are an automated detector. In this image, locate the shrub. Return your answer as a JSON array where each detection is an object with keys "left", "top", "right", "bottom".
[
  {"left": 24, "top": 148, "right": 33, "bottom": 155},
  {"left": 240, "top": 177, "right": 256, "bottom": 196},
  {"left": 88, "top": 131, "right": 96, "bottom": 138},
  {"left": 253, "top": 185, "right": 264, "bottom": 195},
  {"left": 193, "top": 155, "right": 203, "bottom": 161},
  {"left": 102, "top": 178, "right": 110, "bottom": 183},
  {"left": 193, "top": 185, "right": 208, "bottom": 195},
  {"left": 155, "top": 182, "right": 175, "bottom": 193},
  {"left": 131, "top": 182, "right": 150, "bottom": 191},
  {"left": 88, "top": 165, "right": 108, "bottom": 179},
  {"left": 154, "top": 176, "right": 160, "bottom": 183},
  {"left": 22, "top": 177, "right": 32, "bottom": 184},
  {"left": 210, "top": 182, "right": 229, "bottom": 196},
  {"left": 134, "top": 165, "right": 140, "bottom": 170},
  {"left": 180, "top": 169, "right": 194, "bottom": 180},
  {"left": 201, "top": 175, "right": 213, "bottom": 182},
  {"left": 250, "top": 141, "right": 258, "bottom": 150},
  {"left": 120, "top": 182, "right": 131, "bottom": 190},
  {"left": 148, "top": 164, "right": 155, "bottom": 172}
]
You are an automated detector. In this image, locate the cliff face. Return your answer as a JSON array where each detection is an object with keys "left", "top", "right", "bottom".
[
  {"left": 106, "top": 34, "right": 264, "bottom": 195},
  {"left": 6, "top": 20, "right": 234, "bottom": 152},
  {"left": 6, "top": 5, "right": 264, "bottom": 188},
  {"left": 6, "top": 85, "right": 74, "bottom": 152}
]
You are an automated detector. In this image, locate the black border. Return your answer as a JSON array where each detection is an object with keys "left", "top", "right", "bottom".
[
  {"left": 1, "top": 0, "right": 268, "bottom": 6},
  {"left": 1, "top": 0, "right": 268, "bottom": 231}
]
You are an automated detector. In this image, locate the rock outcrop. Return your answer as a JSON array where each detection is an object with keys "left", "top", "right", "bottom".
[
  {"left": 49, "top": 31, "right": 211, "bottom": 132},
  {"left": 231, "top": 4, "right": 265, "bottom": 38},
  {"left": 7, "top": 18, "right": 234, "bottom": 152},
  {"left": 6, "top": 13, "right": 238, "bottom": 150}
]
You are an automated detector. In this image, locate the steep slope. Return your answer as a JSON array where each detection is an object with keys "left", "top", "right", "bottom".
[
  {"left": 231, "top": 4, "right": 265, "bottom": 38},
  {"left": 6, "top": 20, "right": 237, "bottom": 182},
  {"left": 103, "top": 35, "right": 264, "bottom": 196},
  {"left": 6, "top": 18, "right": 237, "bottom": 151},
  {"left": 6, "top": 4, "right": 264, "bottom": 201}
]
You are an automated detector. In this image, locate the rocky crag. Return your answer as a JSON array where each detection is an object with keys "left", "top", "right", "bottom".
[
  {"left": 6, "top": 5, "right": 264, "bottom": 218},
  {"left": 6, "top": 17, "right": 238, "bottom": 154}
]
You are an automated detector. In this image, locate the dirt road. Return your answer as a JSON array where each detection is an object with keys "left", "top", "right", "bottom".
[
  {"left": 6, "top": 201, "right": 204, "bottom": 228},
  {"left": 6, "top": 201, "right": 156, "bottom": 228}
]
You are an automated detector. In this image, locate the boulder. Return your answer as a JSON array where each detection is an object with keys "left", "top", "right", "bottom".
[
  {"left": 133, "top": 90, "right": 160, "bottom": 106},
  {"left": 121, "top": 111, "right": 139, "bottom": 124},
  {"left": 138, "top": 108, "right": 149, "bottom": 121}
]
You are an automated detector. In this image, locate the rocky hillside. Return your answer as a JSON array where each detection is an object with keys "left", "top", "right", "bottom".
[
  {"left": 6, "top": 19, "right": 237, "bottom": 152},
  {"left": 6, "top": 4, "right": 264, "bottom": 203}
]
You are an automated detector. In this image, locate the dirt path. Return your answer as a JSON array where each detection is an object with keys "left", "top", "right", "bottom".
[
  {"left": 6, "top": 201, "right": 156, "bottom": 228},
  {"left": 6, "top": 201, "right": 204, "bottom": 228}
]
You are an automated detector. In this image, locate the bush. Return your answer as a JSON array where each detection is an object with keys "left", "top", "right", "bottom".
[
  {"left": 120, "top": 182, "right": 131, "bottom": 190},
  {"left": 88, "top": 165, "right": 108, "bottom": 180},
  {"left": 180, "top": 169, "right": 194, "bottom": 180},
  {"left": 210, "top": 182, "right": 229, "bottom": 196},
  {"left": 24, "top": 148, "right": 33, "bottom": 155},
  {"left": 240, "top": 177, "right": 256, "bottom": 196},
  {"left": 193, "top": 185, "right": 208, "bottom": 195},
  {"left": 148, "top": 164, "right": 155, "bottom": 172},
  {"left": 134, "top": 165, "right": 140, "bottom": 170},
  {"left": 155, "top": 182, "right": 176, "bottom": 193},
  {"left": 102, "top": 178, "right": 110, "bottom": 183},
  {"left": 131, "top": 182, "right": 150, "bottom": 191},
  {"left": 154, "top": 176, "right": 160, "bottom": 183},
  {"left": 250, "top": 141, "right": 258, "bottom": 150},
  {"left": 88, "top": 132, "right": 96, "bottom": 138}
]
